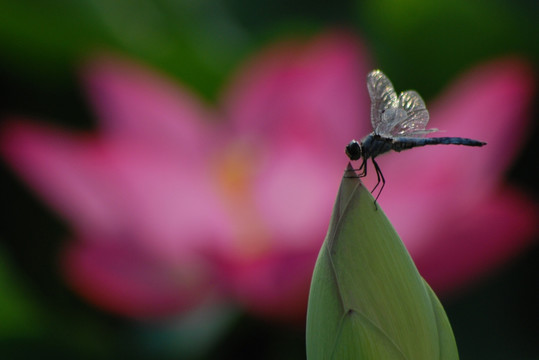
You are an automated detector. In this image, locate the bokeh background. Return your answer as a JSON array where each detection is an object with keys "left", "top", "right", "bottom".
[{"left": 0, "top": 0, "right": 538, "bottom": 359}]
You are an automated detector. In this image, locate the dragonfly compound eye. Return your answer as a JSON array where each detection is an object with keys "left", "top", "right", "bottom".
[{"left": 345, "top": 140, "right": 362, "bottom": 160}]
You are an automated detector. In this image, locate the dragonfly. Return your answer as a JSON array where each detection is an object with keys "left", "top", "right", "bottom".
[{"left": 345, "top": 70, "right": 486, "bottom": 202}]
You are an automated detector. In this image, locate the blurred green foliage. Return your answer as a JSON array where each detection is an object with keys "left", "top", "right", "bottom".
[
  {"left": 0, "top": 247, "right": 43, "bottom": 337},
  {"left": 0, "top": 0, "right": 537, "bottom": 99},
  {"left": 357, "top": 0, "right": 539, "bottom": 97},
  {"left": 0, "top": 0, "right": 246, "bottom": 99}
]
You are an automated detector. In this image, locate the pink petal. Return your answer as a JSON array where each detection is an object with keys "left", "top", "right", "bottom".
[
  {"left": 1, "top": 120, "right": 119, "bottom": 233},
  {"left": 252, "top": 144, "right": 341, "bottom": 251},
  {"left": 82, "top": 54, "right": 216, "bottom": 154},
  {"left": 217, "top": 249, "right": 319, "bottom": 322},
  {"left": 429, "top": 57, "right": 535, "bottom": 183},
  {"left": 1, "top": 118, "right": 235, "bottom": 319},
  {"left": 0, "top": 120, "right": 233, "bottom": 263},
  {"left": 415, "top": 185, "right": 538, "bottom": 294},
  {"left": 63, "top": 238, "right": 217, "bottom": 319},
  {"left": 222, "top": 31, "right": 371, "bottom": 152}
]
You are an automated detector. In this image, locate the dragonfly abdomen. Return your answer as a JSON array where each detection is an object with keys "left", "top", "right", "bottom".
[{"left": 391, "top": 137, "right": 486, "bottom": 152}]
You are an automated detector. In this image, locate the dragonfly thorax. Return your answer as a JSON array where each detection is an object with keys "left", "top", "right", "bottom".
[
  {"left": 346, "top": 134, "right": 395, "bottom": 161},
  {"left": 345, "top": 140, "right": 362, "bottom": 160}
]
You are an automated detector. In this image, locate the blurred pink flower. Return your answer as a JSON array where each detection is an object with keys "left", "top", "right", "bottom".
[{"left": 1, "top": 31, "right": 536, "bottom": 321}]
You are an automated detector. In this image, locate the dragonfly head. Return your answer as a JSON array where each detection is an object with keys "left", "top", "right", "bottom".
[{"left": 345, "top": 140, "right": 362, "bottom": 161}]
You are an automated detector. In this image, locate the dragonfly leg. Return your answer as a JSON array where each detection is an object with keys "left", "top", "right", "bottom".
[
  {"left": 357, "top": 158, "right": 367, "bottom": 178},
  {"left": 345, "top": 158, "right": 368, "bottom": 178},
  {"left": 370, "top": 159, "right": 381, "bottom": 194},
  {"left": 371, "top": 159, "right": 386, "bottom": 203}
]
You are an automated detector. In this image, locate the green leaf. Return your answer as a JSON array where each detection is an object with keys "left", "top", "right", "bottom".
[{"left": 306, "top": 164, "right": 458, "bottom": 359}]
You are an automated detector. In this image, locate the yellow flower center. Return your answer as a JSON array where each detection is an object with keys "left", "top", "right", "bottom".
[{"left": 216, "top": 142, "right": 271, "bottom": 258}]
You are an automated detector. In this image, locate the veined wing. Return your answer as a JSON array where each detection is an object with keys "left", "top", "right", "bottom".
[
  {"left": 367, "top": 70, "right": 398, "bottom": 135},
  {"left": 367, "top": 70, "right": 436, "bottom": 137},
  {"left": 387, "top": 90, "right": 435, "bottom": 137}
]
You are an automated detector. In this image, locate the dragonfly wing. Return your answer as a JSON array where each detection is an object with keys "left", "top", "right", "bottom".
[
  {"left": 367, "top": 70, "right": 398, "bottom": 135},
  {"left": 388, "top": 90, "right": 435, "bottom": 137}
]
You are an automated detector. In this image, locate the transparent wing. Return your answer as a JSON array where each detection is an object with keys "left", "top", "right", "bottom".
[
  {"left": 367, "top": 70, "right": 398, "bottom": 135},
  {"left": 385, "top": 90, "right": 435, "bottom": 136}
]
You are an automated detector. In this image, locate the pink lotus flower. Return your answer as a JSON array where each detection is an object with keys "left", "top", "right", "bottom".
[{"left": 1, "top": 31, "right": 536, "bottom": 321}]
